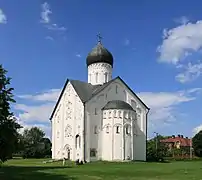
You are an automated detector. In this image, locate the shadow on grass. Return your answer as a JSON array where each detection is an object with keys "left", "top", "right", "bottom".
[
  {"left": 0, "top": 166, "right": 76, "bottom": 180},
  {"left": 146, "top": 160, "right": 170, "bottom": 163}
]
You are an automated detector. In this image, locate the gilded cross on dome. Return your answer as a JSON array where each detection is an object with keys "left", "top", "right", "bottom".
[{"left": 97, "top": 33, "right": 102, "bottom": 43}]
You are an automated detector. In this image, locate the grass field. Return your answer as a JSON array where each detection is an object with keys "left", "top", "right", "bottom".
[{"left": 0, "top": 159, "right": 202, "bottom": 180}]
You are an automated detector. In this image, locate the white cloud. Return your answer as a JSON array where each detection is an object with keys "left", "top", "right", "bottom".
[
  {"left": 158, "top": 20, "right": 202, "bottom": 64},
  {"left": 174, "top": 16, "right": 189, "bottom": 25},
  {"left": 14, "top": 103, "right": 55, "bottom": 123},
  {"left": 18, "top": 89, "right": 61, "bottom": 102},
  {"left": 193, "top": 124, "right": 202, "bottom": 135},
  {"left": 46, "top": 23, "right": 66, "bottom": 32},
  {"left": 0, "top": 9, "right": 7, "bottom": 24},
  {"left": 76, "top": 53, "right": 81, "bottom": 58},
  {"left": 158, "top": 21, "right": 202, "bottom": 64},
  {"left": 16, "top": 116, "right": 51, "bottom": 139},
  {"left": 45, "top": 36, "right": 54, "bottom": 41},
  {"left": 138, "top": 88, "right": 202, "bottom": 128},
  {"left": 157, "top": 19, "right": 202, "bottom": 83},
  {"left": 40, "top": 2, "right": 66, "bottom": 32},
  {"left": 175, "top": 62, "right": 202, "bottom": 83},
  {"left": 40, "top": 2, "right": 52, "bottom": 24},
  {"left": 124, "top": 39, "right": 130, "bottom": 46},
  {"left": 14, "top": 89, "right": 61, "bottom": 127},
  {"left": 138, "top": 91, "right": 194, "bottom": 109}
]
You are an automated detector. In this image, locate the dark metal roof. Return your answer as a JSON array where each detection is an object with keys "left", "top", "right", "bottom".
[
  {"left": 70, "top": 80, "right": 99, "bottom": 102},
  {"left": 49, "top": 76, "right": 149, "bottom": 120},
  {"left": 49, "top": 79, "right": 113, "bottom": 119},
  {"left": 86, "top": 42, "right": 113, "bottom": 67},
  {"left": 102, "top": 100, "right": 134, "bottom": 111}
]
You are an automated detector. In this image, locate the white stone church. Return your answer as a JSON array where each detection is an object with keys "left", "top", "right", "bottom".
[{"left": 50, "top": 36, "right": 150, "bottom": 162}]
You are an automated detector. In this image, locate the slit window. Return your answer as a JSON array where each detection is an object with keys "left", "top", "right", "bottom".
[
  {"left": 116, "top": 85, "right": 118, "bottom": 94},
  {"left": 104, "top": 72, "right": 108, "bottom": 83},
  {"left": 96, "top": 73, "right": 98, "bottom": 83},
  {"left": 94, "top": 126, "right": 98, "bottom": 134},
  {"left": 106, "top": 126, "right": 109, "bottom": 133},
  {"left": 116, "top": 126, "right": 120, "bottom": 134},
  {"left": 126, "top": 126, "right": 131, "bottom": 135}
]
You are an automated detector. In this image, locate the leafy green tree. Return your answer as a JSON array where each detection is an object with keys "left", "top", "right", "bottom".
[
  {"left": 23, "top": 127, "right": 45, "bottom": 144},
  {"left": 147, "top": 135, "right": 169, "bottom": 162},
  {"left": 41, "top": 137, "right": 52, "bottom": 157},
  {"left": 22, "top": 127, "right": 51, "bottom": 158},
  {"left": 0, "top": 64, "right": 22, "bottom": 163},
  {"left": 192, "top": 130, "right": 202, "bottom": 157},
  {"left": 14, "top": 133, "right": 26, "bottom": 156}
]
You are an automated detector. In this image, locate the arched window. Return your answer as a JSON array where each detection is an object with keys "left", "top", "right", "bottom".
[
  {"left": 106, "top": 126, "right": 109, "bottom": 133},
  {"left": 109, "top": 111, "right": 112, "bottom": 118},
  {"left": 94, "top": 126, "right": 98, "bottom": 134},
  {"left": 104, "top": 72, "right": 108, "bottom": 83},
  {"left": 126, "top": 125, "right": 131, "bottom": 135},
  {"left": 116, "top": 126, "right": 120, "bottom": 134},
  {"left": 131, "top": 100, "right": 137, "bottom": 109},
  {"left": 96, "top": 72, "right": 98, "bottom": 83},
  {"left": 57, "top": 131, "right": 60, "bottom": 138},
  {"left": 116, "top": 85, "right": 118, "bottom": 94},
  {"left": 75, "top": 135, "right": 80, "bottom": 149},
  {"left": 118, "top": 111, "right": 121, "bottom": 118},
  {"left": 103, "top": 111, "right": 106, "bottom": 119},
  {"left": 123, "top": 90, "right": 127, "bottom": 101},
  {"left": 113, "top": 110, "right": 116, "bottom": 117}
]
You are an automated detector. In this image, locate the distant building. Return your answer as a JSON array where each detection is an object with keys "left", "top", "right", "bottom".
[{"left": 160, "top": 135, "right": 191, "bottom": 150}]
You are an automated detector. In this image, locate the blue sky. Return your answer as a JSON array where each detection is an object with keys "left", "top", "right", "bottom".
[{"left": 1, "top": 0, "right": 202, "bottom": 139}]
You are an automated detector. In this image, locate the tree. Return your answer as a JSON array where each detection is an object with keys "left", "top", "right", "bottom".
[
  {"left": 23, "top": 127, "right": 45, "bottom": 144},
  {"left": 22, "top": 127, "right": 51, "bottom": 158},
  {"left": 147, "top": 135, "right": 169, "bottom": 162},
  {"left": 0, "top": 64, "right": 22, "bottom": 163},
  {"left": 192, "top": 130, "right": 202, "bottom": 157},
  {"left": 41, "top": 137, "right": 52, "bottom": 157}
]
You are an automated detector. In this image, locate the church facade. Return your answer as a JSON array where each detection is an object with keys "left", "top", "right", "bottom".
[{"left": 50, "top": 38, "right": 150, "bottom": 162}]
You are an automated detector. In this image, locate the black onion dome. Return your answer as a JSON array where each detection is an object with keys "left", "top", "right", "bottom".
[
  {"left": 86, "top": 42, "right": 113, "bottom": 67},
  {"left": 102, "top": 100, "right": 134, "bottom": 111}
]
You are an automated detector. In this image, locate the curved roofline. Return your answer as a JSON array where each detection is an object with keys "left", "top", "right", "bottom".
[
  {"left": 86, "top": 42, "right": 114, "bottom": 67},
  {"left": 102, "top": 100, "right": 135, "bottom": 111}
]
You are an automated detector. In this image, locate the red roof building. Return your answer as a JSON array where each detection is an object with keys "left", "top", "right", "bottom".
[{"left": 160, "top": 135, "right": 191, "bottom": 149}]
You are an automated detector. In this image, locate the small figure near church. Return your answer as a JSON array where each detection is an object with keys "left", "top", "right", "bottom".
[
  {"left": 50, "top": 34, "right": 150, "bottom": 162},
  {"left": 62, "top": 156, "right": 65, "bottom": 166}
]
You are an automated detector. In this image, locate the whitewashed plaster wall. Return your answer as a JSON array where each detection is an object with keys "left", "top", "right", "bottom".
[
  {"left": 52, "top": 82, "right": 84, "bottom": 161},
  {"left": 88, "top": 63, "right": 112, "bottom": 85},
  {"left": 85, "top": 78, "right": 147, "bottom": 162},
  {"left": 127, "top": 90, "right": 147, "bottom": 161},
  {"left": 101, "top": 109, "right": 136, "bottom": 161}
]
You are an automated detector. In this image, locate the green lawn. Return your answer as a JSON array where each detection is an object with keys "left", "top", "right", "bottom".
[{"left": 0, "top": 158, "right": 202, "bottom": 180}]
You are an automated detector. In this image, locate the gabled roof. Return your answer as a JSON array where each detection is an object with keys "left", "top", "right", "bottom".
[
  {"left": 160, "top": 137, "right": 191, "bottom": 147},
  {"left": 115, "top": 76, "right": 150, "bottom": 110},
  {"left": 49, "top": 76, "right": 149, "bottom": 120},
  {"left": 49, "top": 79, "right": 111, "bottom": 120}
]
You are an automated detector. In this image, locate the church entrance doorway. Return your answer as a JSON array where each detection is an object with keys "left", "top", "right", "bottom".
[{"left": 63, "top": 144, "right": 71, "bottom": 160}]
